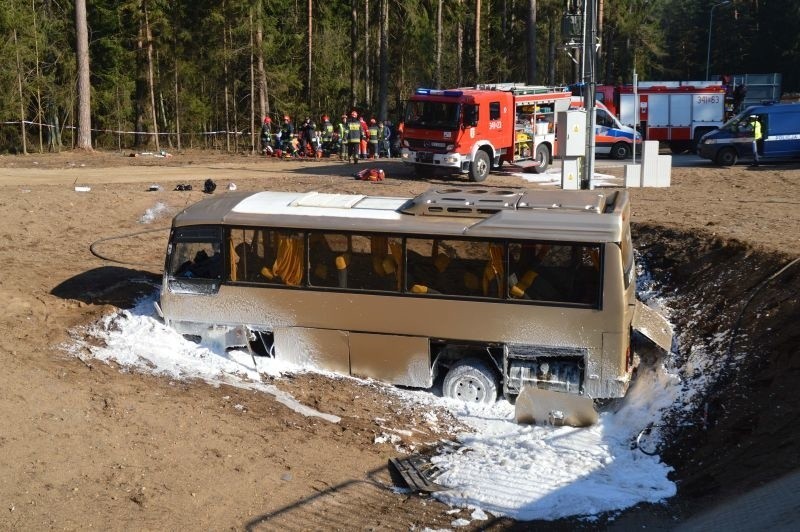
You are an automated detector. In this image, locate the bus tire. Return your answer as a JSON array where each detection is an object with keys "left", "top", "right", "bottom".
[
  {"left": 442, "top": 358, "right": 498, "bottom": 404},
  {"left": 610, "top": 142, "right": 631, "bottom": 160},
  {"left": 716, "top": 147, "right": 738, "bottom": 166},
  {"left": 469, "top": 150, "right": 490, "bottom": 182}
]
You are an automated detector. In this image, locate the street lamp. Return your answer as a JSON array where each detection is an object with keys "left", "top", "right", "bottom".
[{"left": 706, "top": 0, "right": 731, "bottom": 81}]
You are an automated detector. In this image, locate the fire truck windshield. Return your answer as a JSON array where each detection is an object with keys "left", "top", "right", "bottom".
[{"left": 404, "top": 100, "right": 461, "bottom": 130}]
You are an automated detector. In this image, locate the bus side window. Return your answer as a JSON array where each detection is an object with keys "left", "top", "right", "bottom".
[
  {"left": 507, "top": 243, "right": 599, "bottom": 306},
  {"left": 309, "top": 232, "right": 349, "bottom": 288},
  {"left": 406, "top": 238, "right": 493, "bottom": 298}
]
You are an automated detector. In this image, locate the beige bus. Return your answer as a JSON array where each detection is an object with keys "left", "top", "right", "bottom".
[{"left": 157, "top": 187, "right": 671, "bottom": 406}]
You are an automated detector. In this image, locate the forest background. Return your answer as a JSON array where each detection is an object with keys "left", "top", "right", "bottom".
[{"left": 0, "top": 0, "right": 797, "bottom": 154}]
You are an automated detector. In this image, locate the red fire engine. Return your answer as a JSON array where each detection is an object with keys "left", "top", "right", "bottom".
[
  {"left": 400, "top": 84, "right": 572, "bottom": 181},
  {"left": 595, "top": 82, "right": 727, "bottom": 153}
]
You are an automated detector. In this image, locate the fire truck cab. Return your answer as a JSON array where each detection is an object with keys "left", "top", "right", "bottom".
[{"left": 400, "top": 84, "right": 572, "bottom": 182}]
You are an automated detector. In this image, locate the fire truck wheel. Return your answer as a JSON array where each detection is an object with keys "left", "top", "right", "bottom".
[
  {"left": 716, "top": 147, "right": 738, "bottom": 166},
  {"left": 469, "top": 150, "right": 490, "bottom": 182},
  {"left": 532, "top": 144, "right": 550, "bottom": 174},
  {"left": 610, "top": 142, "right": 631, "bottom": 160}
]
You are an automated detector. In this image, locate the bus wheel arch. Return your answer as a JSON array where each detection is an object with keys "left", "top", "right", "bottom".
[
  {"left": 442, "top": 357, "right": 499, "bottom": 404},
  {"left": 469, "top": 148, "right": 492, "bottom": 182}
]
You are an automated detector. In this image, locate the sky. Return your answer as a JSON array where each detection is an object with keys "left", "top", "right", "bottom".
[{"left": 65, "top": 286, "right": 682, "bottom": 526}]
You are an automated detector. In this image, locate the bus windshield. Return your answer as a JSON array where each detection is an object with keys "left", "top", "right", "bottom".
[{"left": 404, "top": 100, "right": 461, "bottom": 129}]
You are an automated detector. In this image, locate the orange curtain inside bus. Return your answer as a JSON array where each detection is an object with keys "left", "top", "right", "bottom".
[{"left": 273, "top": 234, "right": 305, "bottom": 286}]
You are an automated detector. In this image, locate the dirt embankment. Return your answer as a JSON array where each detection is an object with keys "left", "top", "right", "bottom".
[{"left": 637, "top": 228, "right": 800, "bottom": 506}]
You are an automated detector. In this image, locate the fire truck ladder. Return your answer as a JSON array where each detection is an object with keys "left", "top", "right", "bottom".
[{"left": 474, "top": 83, "right": 567, "bottom": 95}]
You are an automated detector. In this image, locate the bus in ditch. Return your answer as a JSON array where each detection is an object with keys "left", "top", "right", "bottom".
[{"left": 157, "top": 187, "right": 672, "bottom": 420}]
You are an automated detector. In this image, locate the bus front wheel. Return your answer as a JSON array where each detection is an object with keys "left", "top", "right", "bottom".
[{"left": 442, "top": 358, "right": 498, "bottom": 404}]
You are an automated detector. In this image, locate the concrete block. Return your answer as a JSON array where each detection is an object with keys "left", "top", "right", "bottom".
[
  {"left": 624, "top": 164, "right": 642, "bottom": 188},
  {"left": 657, "top": 155, "right": 672, "bottom": 187},
  {"left": 641, "top": 141, "right": 659, "bottom": 187}
]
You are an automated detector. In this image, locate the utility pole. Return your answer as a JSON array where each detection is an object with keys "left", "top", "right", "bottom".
[{"left": 581, "top": 0, "right": 598, "bottom": 190}]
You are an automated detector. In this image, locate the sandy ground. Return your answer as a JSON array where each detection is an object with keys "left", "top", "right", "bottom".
[{"left": 0, "top": 149, "right": 798, "bottom": 530}]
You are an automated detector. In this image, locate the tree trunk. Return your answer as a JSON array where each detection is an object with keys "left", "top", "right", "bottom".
[
  {"left": 378, "top": 0, "right": 389, "bottom": 121},
  {"left": 174, "top": 57, "right": 181, "bottom": 151},
  {"left": 224, "top": 19, "right": 231, "bottom": 152},
  {"left": 526, "top": 0, "right": 537, "bottom": 84},
  {"left": 548, "top": 20, "right": 556, "bottom": 85},
  {"left": 250, "top": 9, "right": 256, "bottom": 154},
  {"left": 456, "top": 0, "right": 463, "bottom": 86},
  {"left": 256, "top": 1, "right": 269, "bottom": 117},
  {"left": 32, "top": 5, "right": 43, "bottom": 153},
  {"left": 435, "top": 0, "right": 442, "bottom": 87},
  {"left": 75, "top": 0, "right": 92, "bottom": 151},
  {"left": 364, "top": 0, "right": 370, "bottom": 108},
  {"left": 350, "top": 0, "right": 357, "bottom": 108},
  {"left": 474, "top": 0, "right": 481, "bottom": 81},
  {"left": 144, "top": 3, "right": 160, "bottom": 152},
  {"left": 307, "top": 0, "right": 313, "bottom": 106}
]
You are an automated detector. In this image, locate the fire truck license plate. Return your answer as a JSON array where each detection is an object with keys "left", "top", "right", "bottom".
[{"left": 416, "top": 153, "right": 433, "bottom": 163}]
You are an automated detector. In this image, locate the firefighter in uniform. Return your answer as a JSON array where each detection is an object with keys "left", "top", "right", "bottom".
[
  {"left": 260, "top": 116, "right": 273, "bottom": 155},
  {"left": 368, "top": 118, "right": 379, "bottom": 159},
  {"left": 280, "top": 115, "right": 294, "bottom": 155},
  {"left": 378, "top": 121, "right": 391, "bottom": 158},
  {"left": 321, "top": 115, "right": 334, "bottom": 155},
  {"left": 338, "top": 114, "right": 348, "bottom": 160},
  {"left": 347, "top": 111, "right": 363, "bottom": 164}
]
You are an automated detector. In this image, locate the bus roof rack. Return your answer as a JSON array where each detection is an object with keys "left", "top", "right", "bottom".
[{"left": 401, "top": 187, "right": 611, "bottom": 218}]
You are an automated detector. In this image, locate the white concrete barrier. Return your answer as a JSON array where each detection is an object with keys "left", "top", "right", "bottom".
[
  {"left": 625, "top": 164, "right": 642, "bottom": 188},
  {"left": 641, "top": 140, "right": 660, "bottom": 187}
]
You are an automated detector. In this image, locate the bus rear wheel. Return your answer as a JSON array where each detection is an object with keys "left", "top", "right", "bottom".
[{"left": 442, "top": 358, "right": 498, "bottom": 404}]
